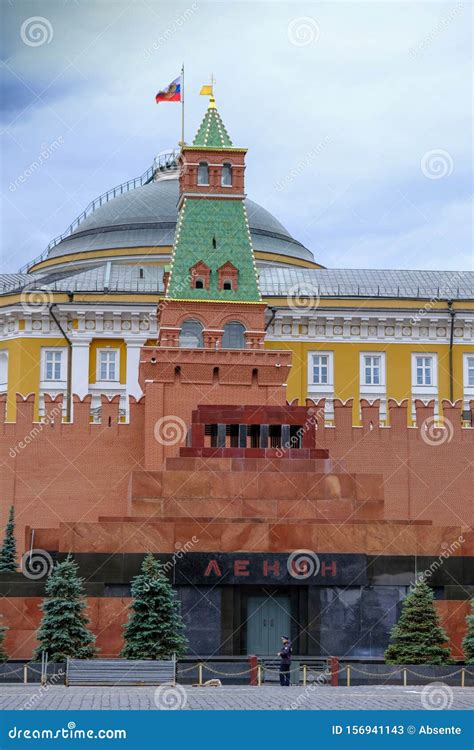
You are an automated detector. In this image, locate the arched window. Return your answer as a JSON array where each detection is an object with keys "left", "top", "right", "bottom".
[
  {"left": 221, "top": 163, "right": 232, "bottom": 187},
  {"left": 195, "top": 278, "right": 204, "bottom": 289},
  {"left": 179, "top": 320, "right": 204, "bottom": 348},
  {"left": 197, "top": 162, "right": 209, "bottom": 185},
  {"left": 222, "top": 322, "right": 246, "bottom": 350},
  {"left": 223, "top": 280, "right": 232, "bottom": 291}
]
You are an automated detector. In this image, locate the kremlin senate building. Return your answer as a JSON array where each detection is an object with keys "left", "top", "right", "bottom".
[{"left": 0, "top": 92, "right": 473, "bottom": 662}]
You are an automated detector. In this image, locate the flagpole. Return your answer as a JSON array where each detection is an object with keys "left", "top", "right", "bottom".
[{"left": 180, "top": 63, "right": 185, "bottom": 147}]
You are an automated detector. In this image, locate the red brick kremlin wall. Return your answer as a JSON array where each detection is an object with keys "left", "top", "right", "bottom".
[{"left": 0, "top": 393, "right": 472, "bottom": 555}]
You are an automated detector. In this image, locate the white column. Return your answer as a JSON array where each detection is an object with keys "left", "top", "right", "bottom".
[
  {"left": 71, "top": 339, "right": 91, "bottom": 398},
  {"left": 125, "top": 340, "right": 146, "bottom": 399}
]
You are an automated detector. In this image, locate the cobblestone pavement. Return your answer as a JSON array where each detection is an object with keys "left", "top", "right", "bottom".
[{"left": 0, "top": 685, "right": 473, "bottom": 711}]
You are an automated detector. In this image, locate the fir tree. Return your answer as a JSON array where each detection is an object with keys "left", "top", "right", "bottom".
[
  {"left": 385, "top": 579, "right": 453, "bottom": 664},
  {"left": 34, "top": 555, "right": 97, "bottom": 661},
  {"left": 461, "top": 598, "right": 474, "bottom": 664},
  {"left": 0, "top": 505, "right": 17, "bottom": 572},
  {"left": 121, "top": 554, "right": 187, "bottom": 659},
  {"left": 0, "top": 617, "right": 7, "bottom": 662}
]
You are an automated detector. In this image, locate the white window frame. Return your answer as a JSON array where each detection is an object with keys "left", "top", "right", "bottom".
[
  {"left": 359, "top": 352, "right": 387, "bottom": 421},
  {"left": 308, "top": 351, "right": 334, "bottom": 388},
  {"left": 360, "top": 352, "right": 386, "bottom": 388},
  {"left": 307, "top": 351, "right": 334, "bottom": 420},
  {"left": 464, "top": 353, "right": 474, "bottom": 388},
  {"left": 463, "top": 353, "right": 474, "bottom": 405},
  {"left": 41, "top": 347, "right": 67, "bottom": 384},
  {"left": 0, "top": 350, "right": 8, "bottom": 393},
  {"left": 96, "top": 348, "right": 120, "bottom": 383},
  {"left": 411, "top": 353, "right": 438, "bottom": 391}
]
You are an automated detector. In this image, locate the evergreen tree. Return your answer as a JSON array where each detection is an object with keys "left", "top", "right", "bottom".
[
  {"left": 0, "top": 505, "right": 17, "bottom": 572},
  {"left": 34, "top": 555, "right": 97, "bottom": 661},
  {"left": 121, "top": 554, "right": 187, "bottom": 659},
  {"left": 461, "top": 598, "right": 474, "bottom": 664},
  {"left": 385, "top": 580, "right": 453, "bottom": 664},
  {"left": 0, "top": 617, "right": 7, "bottom": 662}
]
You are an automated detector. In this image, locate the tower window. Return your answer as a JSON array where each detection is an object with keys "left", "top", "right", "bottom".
[
  {"left": 222, "top": 322, "right": 246, "bottom": 349},
  {"left": 190, "top": 261, "right": 211, "bottom": 290},
  {"left": 197, "top": 162, "right": 209, "bottom": 186},
  {"left": 221, "top": 163, "right": 232, "bottom": 187},
  {"left": 179, "top": 320, "right": 204, "bottom": 348},
  {"left": 217, "top": 261, "right": 238, "bottom": 291},
  {"left": 139, "top": 268, "right": 144, "bottom": 279}
]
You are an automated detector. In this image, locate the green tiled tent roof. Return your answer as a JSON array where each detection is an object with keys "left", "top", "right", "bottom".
[
  {"left": 192, "top": 105, "right": 234, "bottom": 149},
  {"left": 166, "top": 198, "right": 261, "bottom": 302}
]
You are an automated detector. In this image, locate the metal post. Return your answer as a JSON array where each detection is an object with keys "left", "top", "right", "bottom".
[
  {"left": 303, "top": 664, "right": 307, "bottom": 687},
  {"left": 403, "top": 668, "right": 407, "bottom": 687},
  {"left": 23, "top": 664, "right": 28, "bottom": 684},
  {"left": 198, "top": 663, "right": 203, "bottom": 687},
  {"left": 461, "top": 668, "right": 465, "bottom": 688},
  {"left": 257, "top": 665, "right": 262, "bottom": 687},
  {"left": 346, "top": 665, "right": 351, "bottom": 687}
]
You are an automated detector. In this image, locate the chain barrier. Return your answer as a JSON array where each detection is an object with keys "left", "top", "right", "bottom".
[
  {"left": 200, "top": 664, "right": 253, "bottom": 677},
  {"left": 178, "top": 663, "right": 254, "bottom": 677},
  {"left": 405, "top": 667, "right": 474, "bottom": 680}
]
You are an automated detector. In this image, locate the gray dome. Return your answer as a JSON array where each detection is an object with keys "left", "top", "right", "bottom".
[{"left": 47, "top": 176, "right": 314, "bottom": 264}]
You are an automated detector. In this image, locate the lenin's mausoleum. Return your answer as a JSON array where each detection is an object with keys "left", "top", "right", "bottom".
[{"left": 0, "top": 95, "right": 473, "bottom": 660}]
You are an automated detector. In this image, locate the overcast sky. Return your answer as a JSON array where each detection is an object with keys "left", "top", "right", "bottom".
[{"left": 1, "top": 0, "right": 472, "bottom": 274}]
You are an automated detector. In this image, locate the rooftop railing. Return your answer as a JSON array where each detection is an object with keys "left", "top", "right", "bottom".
[{"left": 17, "top": 150, "right": 180, "bottom": 274}]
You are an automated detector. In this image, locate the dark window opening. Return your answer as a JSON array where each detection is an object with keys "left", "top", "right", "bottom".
[
  {"left": 289, "top": 425, "right": 303, "bottom": 449},
  {"left": 249, "top": 424, "right": 260, "bottom": 448},
  {"left": 139, "top": 268, "right": 144, "bottom": 279},
  {"left": 195, "top": 279, "right": 204, "bottom": 289},
  {"left": 212, "top": 236, "right": 217, "bottom": 249},
  {"left": 223, "top": 281, "right": 232, "bottom": 290},
  {"left": 269, "top": 425, "right": 282, "bottom": 448}
]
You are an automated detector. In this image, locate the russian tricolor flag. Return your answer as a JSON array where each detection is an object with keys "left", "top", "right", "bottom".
[{"left": 155, "top": 77, "right": 181, "bottom": 103}]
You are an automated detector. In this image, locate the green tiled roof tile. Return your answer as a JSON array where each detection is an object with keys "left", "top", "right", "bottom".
[
  {"left": 166, "top": 198, "right": 261, "bottom": 302},
  {"left": 192, "top": 107, "right": 234, "bottom": 149}
]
